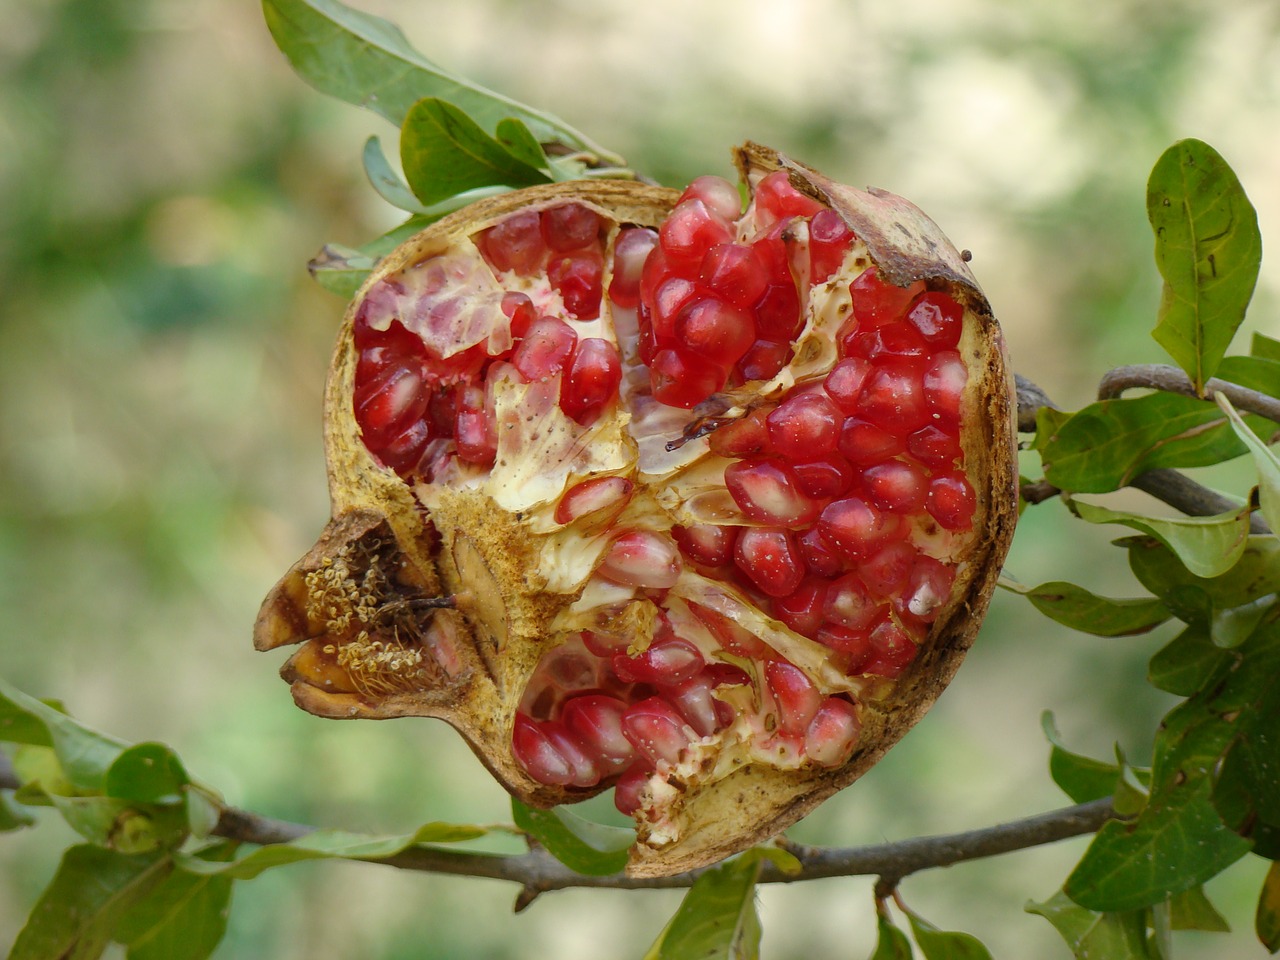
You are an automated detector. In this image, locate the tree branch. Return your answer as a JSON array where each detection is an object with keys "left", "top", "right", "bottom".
[{"left": 1098, "top": 363, "right": 1280, "bottom": 423}]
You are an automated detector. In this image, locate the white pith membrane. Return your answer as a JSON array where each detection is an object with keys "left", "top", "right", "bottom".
[{"left": 328, "top": 173, "right": 986, "bottom": 851}]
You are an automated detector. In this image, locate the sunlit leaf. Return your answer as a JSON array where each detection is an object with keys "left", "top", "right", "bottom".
[
  {"left": 903, "top": 906, "right": 994, "bottom": 959},
  {"left": 105, "top": 743, "right": 189, "bottom": 804},
  {"left": 511, "top": 799, "right": 632, "bottom": 876},
  {"left": 116, "top": 843, "right": 237, "bottom": 960},
  {"left": 1147, "top": 138, "right": 1260, "bottom": 391},
  {"left": 1216, "top": 392, "right": 1280, "bottom": 535},
  {"left": 870, "top": 913, "right": 915, "bottom": 959},
  {"left": 649, "top": 853, "right": 767, "bottom": 960},
  {"left": 1011, "top": 581, "right": 1169, "bottom": 636},
  {"left": 495, "top": 117, "right": 550, "bottom": 171},
  {"left": 1026, "top": 891, "right": 1154, "bottom": 960},
  {"left": 362, "top": 136, "right": 431, "bottom": 214},
  {"left": 1258, "top": 862, "right": 1280, "bottom": 952},
  {"left": 1069, "top": 498, "right": 1251, "bottom": 579},
  {"left": 1042, "top": 712, "right": 1122, "bottom": 804},
  {"left": 0, "top": 677, "right": 125, "bottom": 792}
]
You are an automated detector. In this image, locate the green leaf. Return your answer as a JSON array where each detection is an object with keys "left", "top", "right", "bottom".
[
  {"left": 649, "top": 853, "right": 766, "bottom": 960},
  {"left": 1216, "top": 354, "right": 1280, "bottom": 408},
  {"left": 1041, "top": 392, "right": 1253, "bottom": 492},
  {"left": 174, "top": 820, "right": 487, "bottom": 880},
  {"left": 511, "top": 799, "right": 632, "bottom": 876},
  {"left": 400, "top": 97, "right": 550, "bottom": 207},
  {"left": 7, "top": 845, "right": 172, "bottom": 960},
  {"left": 261, "top": 0, "right": 614, "bottom": 158},
  {"left": 1168, "top": 885, "right": 1230, "bottom": 932},
  {"left": 1253, "top": 332, "right": 1280, "bottom": 362},
  {"left": 0, "top": 790, "right": 35, "bottom": 830},
  {"left": 1026, "top": 891, "right": 1155, "bottom": 960},
  {"left": 1012, "top": 580, "right": 1169, "bottom": 636},
  {"left": 0, "top": 677, "right": 125, "bottom": 792},
  {"left": 1258, "top": 861, "right": 1280, "bottom": 952},
  {"left": 1042, "top": 712, "right": 1123, "bottom": 804},
  {"left": 362, "top": 136, "right": 431, "bottom": 214},
  {"left": 903, "top": 907, "right": 994, "bottom": 959},
  {"left": 307, "top": 242, "right": 377, "bottom": 298},
  {"left": 1126, "top": 536, "right": 1280, "bottom": 622},
  {"left": 495, "top": 118, "right": 550, "bottom": 171},
  {"left": 1069, "top": 498, "right": 1251, "bottom": 579},
  {"left": 870, "top": 913, "right": 915, "bottom": 959},
  {"left": 116, "top": 843, "right": 236, "bottom": 960},
  {"left": 105, "top": 743, "right": 189, "bottom": 804},
  {"left": 1147, "top": 138, "right": 1261, "bottom": 391},
  {"left": 1148, "top": 626, "right": 1227, "bottom": 696},
  {"left": 1216, "top": 392, "right": 1280, "bottom": 535},
  {"left": 49, "top": 795, "right": 158, "bottom": 853}
]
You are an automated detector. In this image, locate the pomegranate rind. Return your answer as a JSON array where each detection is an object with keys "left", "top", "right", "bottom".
[{"left": 253, "top": 150, "right": 1018, "bottom": 877}]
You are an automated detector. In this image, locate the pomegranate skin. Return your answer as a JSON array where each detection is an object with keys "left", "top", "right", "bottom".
[{"left": 253, "top": 144, "right": 1018, "bottom": 878}]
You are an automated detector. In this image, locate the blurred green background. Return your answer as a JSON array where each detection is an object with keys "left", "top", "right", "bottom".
[{"left": 2, "top": 0, "right": 1279, "bottom": 956}]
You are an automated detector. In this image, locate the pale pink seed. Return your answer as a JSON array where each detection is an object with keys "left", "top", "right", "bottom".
[
  {"left": 766, "top": 393, "right": 841, "bottom": 458},
  {"left": 608, "top": 228, "right": 659, "bottom": 309},
  {"left": 612, "top": 635, "right": 703, "bottom": 687},
  {"left": 901, "top": 557, "right": 956, "bottom": 622},
  {"left": 554, "top": 476, "right": 633, "bottom": 525},
  {"left": 666, "top": 674, "right": 728, "bottom": 737},
  {"left": 859, "top": 541, "right": 917, "bottom": 596},
  {"left": 680, "top": 175, "right": 743, "bottom": 222},
  {"left": 734, "top": 527, "right": 804, "bottom": 597},
  {"left": 923, "top": 350, "right": 967, "bottom": 423},
  {"left": 599, "top": 530, "right": 682, "bottom": 589},
  {"left": 613, "top": 763, "right": 652, "bottom": 815},
  {"left": 764, "top": 660, "right": 823, "bottom": 736},
  {"left": 622, "top": 697, "right": 691, "bottom": 767},
  {"left": 804, "top": 698, "right": 861, "bottom": 766},
  {"left": 863, "top": 460, "right": 928, "bottom": 513},
  {"left": 562, "top": 695, "right": 635, "bottom": 767},
  {"left": 671, "top": 524, "right": 737, "bottom": 566},
  {"left": 512, "top": 713, "right": 573, "bottom": 785},
  {"left": 542, "top": 721, "right": 602, "bottom": 787},
  {"left": 724, "top": 458, "right": 820, "bottom": 526},
  {"left": 817, "top": 497, "right": 905, "bottom": 560},
  {"left": 823, "top": 573, "right": 880, "bottom": 630}
]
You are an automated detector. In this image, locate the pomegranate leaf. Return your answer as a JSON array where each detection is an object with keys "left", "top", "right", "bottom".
[
  {"left": 510, "top": 799, "right": 632, "bottom": 876},
  {"left": 1011, "top": 581, "right": 1169, "bottom": 637},
  {"left": 261, "top": 0, "right": 615, "bottom": 160},
  {"left": 495, "top": 118, "right": 550, "bottom": 172},
  {"left": 0, "top": 792, "right": 35, "bottom": 832},
  {"left": 869, "top": 913, "right": 915, "bottom": 959},
  {"left": 647, "top": 852, "right": 768, "bottom": 960},
  {"left": 1042, "top": 711, "right": 1126, "bottom": 804},
  {"left": 1253, "top": 331, "right": 1280, "bottom": 362},
  {"left": 362, "top": 136, "right": 432, "bottom": 214},
  {"left": 1026, "top": 891, "right": 1155, "bottom": 960},
  {"left": 308, "top": 217, "right": 431, "bottom": 297},
  {"left": 113, "top": 843, "right": 236, "bottom": 960},
  {"left": 1147, "top": 626, "right": 1228, "bottom": 696},
  {"left": 1216, "top": 392, "right": 1280, "bottom": 535},
  {"left": 1217, "top": 354, "right": 1280, "bottom": 406},
  {"left": 1258, "top": 862, "right": 1280, "bottom": 952},
  {"left": 6, "top": 844, "right": 172, "bottom": 960},
  {"left": 901, "top": 906, "right": 994, "bottom": 960},
  {"left": 400, "top": 97, "right": 551, "bottom": 207},
  {"left": 1167, "top": 885, "right": 1230, "bottom": 932},
  {"left": 1125, "top": 536, "right": 1280, "bottom": 633},
  {"left": 105, "top": 743, "right": 189, "bottom": 804},
  {"left": 1147, "top": 139, "right": 1260, "bottom": 392},
  {"left": 0, "top": 677, "right": 125, "bottom": 792},
  {"left": 1068, "top": 498, "right": 1251, "bottom": 579}
]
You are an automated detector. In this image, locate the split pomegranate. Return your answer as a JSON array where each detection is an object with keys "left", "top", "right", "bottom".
[{"left": 255, "top": 143, "right": 1017, "bottom": 877}]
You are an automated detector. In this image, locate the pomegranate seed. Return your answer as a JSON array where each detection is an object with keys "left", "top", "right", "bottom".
[
  {"left": 808, "top": 209, "right": 854, "bottom": 284},
  {"left": 352, "top": 280, "right": 406, "bottom": 347},
  {"left": 622, "top": 697, "right": 692, "bottom": 766},
  {"left": 898, "top": 556, "right": 956, "bottom": 622},
  {"left": 554, "top": 475, "right": 633, "bottom": 525},
  {"left": 907, "top": 424, "right": 962, "bottom": 468},
  {"left": 562, "top": 695, "right": 635, "bottom": 767},
  {"left": 561, "top": 337, "right": 622, "bottom": 425},
  {"left": 354, "top": 363, "right": 429, "bottom": 445},
  {"left": 766, "top": 393, "right": 841, "bottom": 458},
  {"left": 599, "top": 530, "right": 682, "bottom": 589},
  {"left": 817, "top": 497, "right": 906, "bottom": 560},
  {"left": 613, "top": 634, "right": 704, "bottom": 686},
  {"left": 675, "top": 297, "right": 756, "bottom": 366},
  {"left": 501, "top": 291, "right": 538, "bottom": 339},
  {"left": 667, "top": 673, "right": 730, "bottom": 737},
  {"left": 846, "top": 322, "right": 928, "bottom": 361},
  {"left": 454, "top": 383, "right": 496, "bottom": 465},
  {"left": 478, "top": 210, "right": 545, "bottom": 274},
  {"left": 859, "top": 541, "right": 916, "bottom": 596},
  {"left": 754, "top": 171, "right": 824, "bottom": 225},
  {"left": 849, "top": 267, "right": 925, "bottom": 329},
  {"left": 706, "top": 662, "right": 751, "bottom": 687},
  {"left": 862, "top": 619, "right": 917, "bottom": 678},
  {"left": 764, "top": 660, "right": 823, "bottom": 736},
  {"left": 927, "top": 472, "right": 976, "bottom": 531},
  {"left": 427, "top": 386, "right": 458, "bottom": 438},
  {"left": 542, "top": 720, "right": 602, "bottom": 787},
  {"left": 856, "top": 361, "right": 929, "bottom": 434},
  {"left": 613, "top": 764, "right": 651, "bottom": 815},
  {"left": 649, "top": 348, "right": 723, "bottom": 408},
  {"left": 814, "top": 623, "right": 874, "bottom": 665},
  {"left": 773, "top": 579, "right": 828, "bottom": 638},
  {"left": 672, "top": 524, "right": 737, "bottom": 566},
  {"left": 837, "top": 418, "right": 907, "bottom": 465},
  {"left": 377, "top": 418, "right": 433, "bottom": 476},
  {"left": 708, "top": 408, "right": 772, "bottom": 457},
  {"left": 659, "top": 199, "right": 734, "bottom": 275},
  {"left": 652, "top": 277, "right": 698, "bottom": 341},
  {"left": 735, "top": 527, "right": 804, "bottom": 597},
  {"left": 824, "top": 357, "right": 872, "bottom": 413},
  {"left": 512, "top": 713, "right": 574, "bottom": 785},
  {"left": 792, "top": 455, "right": 855, "bottom": 499},
  {"left": 724, "top": 458, "right": 820, "bottom": 526},
  {"left": 863, "top": 460, "right": 927, "bottom": 512},
  {"left": 822, "top": 573, "right": 881, "bottom": 630},
  {"left": 923, "top": 350, "right": 967, "bottom": 424},
  {"left": 512, "top": 317, "right": 577, "bottom": 381},
  {"left": 699, "top": 243, "right": 768, "bottom": 309},
  {"left": 906, "top": 290, "right": 964, "bottom": 348},
  {"left": 804, "top": 698, "right": 861, "bottom": 766},
  {"left": 737, "top": 339, "right": 792, "bottom": 381},
  {"left": 690, "top": 604, "right": 772, "bottom": 659},
  {"left": 608, "top": 227, "right": 659, "bottom": 309},
  {"left": 541, "top": 203, "right": 601, "bottom": 252},
  {"left": 679, "top": 175, "right": 742, "bottom": 222},
  {"left": 798, "top": 528, "right": 845, "bottom": 577},
  {"left": 581, "top": 630, "right": 630, "bottom": 657},
  {"left": 753, "top": 282, "right": 803, "bottom": 341},
  {"left": 548, "top": 249, "right": 604, "bottom": 320}
]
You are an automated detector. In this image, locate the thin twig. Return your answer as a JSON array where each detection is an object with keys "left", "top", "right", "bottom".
[{"left": 1098, "top": 363, "right": 1280, "bottom": 423}]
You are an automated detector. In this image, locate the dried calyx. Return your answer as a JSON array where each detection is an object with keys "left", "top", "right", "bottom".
[{"left": 255, "top": 143, "right": 1018, "bottom": 877}]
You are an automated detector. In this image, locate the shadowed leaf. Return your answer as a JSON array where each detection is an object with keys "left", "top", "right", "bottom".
[
  {"left": 1012, "top": 581, "right": 1169, "bottom": 636},
  {"left": 512, "top": 799, "right": 633, "bottom": 876}
]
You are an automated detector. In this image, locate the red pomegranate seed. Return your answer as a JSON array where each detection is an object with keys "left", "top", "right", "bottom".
[
  {"left": 907, "top": 424, "right": 962, "bottom": 468},
  {"left": 599, "top": 530, "right": 682, "bottom": 589},
  {"left": 548, "top": 249, "right": 604, "bottom": 320},
  {"left": 652, "top": 277, "right": 698, "bottom": 341},
  {"left": 512, "top": 713, "right": 574, "bottom": 785},
  {"left": 351, "top": 279, "right": 406, "bottom": 347},
  {"left": 613, "top": 763, "right": 652, "bottom": 815},
  {"left": 859, "top": 540, "right": 917, "bottom": 596},
  {"left": 823, "top": 357, "right": 872, "bottom": 413},
  {"left": 899, "top": 556, "right": 956, "bottom": 622},
  {"left": 906, "top": 290, "right": 963, "bottom": 348},
  {"left": 808, "top": 209, "right": 854, "bottom": 284},
  {"left": 708, "top": 408, "right": 772, "bottom": 457},
  {"left": 427, "top": 386, "right": 458, "bottom": 438},
  {"left": 706, "top": 662, "right": 751, "bottom": 687},
  {"left": 541, "top": 203, "right": 601, "bottom": 252},
  {"left": 608, "top": 227, "right": 659, "bottom": 309},
  {"left": 863, "top": 460, "right": 928, "bottom": 512},
  {"left": 724, "top": 458, "right": 820, "bottom": 526},
  {"left": 672, "top": 524, "right": 737, "bottom": 566},
  {"left": 754, "top": 171, "right": 824, "bottom": 225},
  {"left": 581, "top": 630, "right": 630, "bottom": 657},
  {"left": 735, "top": 528, "right": 804, "bottom": 597},
  {"left": 927, "top": 472, "right": 976, "bottom": 531},
  {"left": 737, "top": 340, "right": 792, "bottom": 381},
  {"left": 377, "top": 418, "right": 433, "bottom": 476},
  {"left": 542, "top": 720, "right": 602, "bottom": 787},
  {"left": 679, "top": 175, "right": 742, "bottom": 222},
  {"left": 798, "top": 528, "right": 845, "bottom": 577},
  {"left": 773, "top": 579, "right": 828, "bottom": 638},
  {"left": 612, "top": 635, "right": 704, "bottom": 687},
  {"left": 354, "top": 364, "right": 428, "bottom": 445},
  {"left": 649, "top": 348, "right": 723, "bottom": 408},
  {"left": 659, "top": 199, "right": 734, "bottom": 275},
  {"left": 699, "top": 243, "right": 768, "bottom": 309},
  {"left": 555, "top": 475, "right": 633, "bottom": 525},
  {"left": 857, "top": 361, "right": 929, "bottom": 434},
  {"left": 513, "top": 317, "right": 577, "bottom": 381},
  {"left": 861, "top": 619, "right": 917, "bottom": 678},
  {"left": 923, "top": 350, "right": 967, "bottom": 424},
  {"left": 753, "top": 281, "right": 803, "bottom": 341},
  {"left": 478, "top": 211, "right": 545, "bottom": 275},
  {"left": 792, "top": 455, "right": 855, "bottom": 500},
  {"left": 690, "top": 603, "right": 773, "bottom": 659},
  {"left": 622, "top": 697, "right": 692, "bottom": 766},
  {"left": 561, "top": 337, "right": 622, "bottom": 425},
  {"left": 849, "top": 267, "right": 925, "bottom": 329},
  {"left": 454, "top": 383, "right": 496, "bottom": 465},
  {"left": 823, "top": 573, "right": 881, "bottom": 630},
  {"left": 846, "top": 322, "right": 928, "bottom": 362},
  {"left": 804, "top": 697, "right": 861, "bottom": 766},
  {"left": 817, "top": 497, "right": 906, "bottom": 560},
  {"left": 837, "top": 418, "right": 907, "bottom": 465},
  {"left": 764, "top": 660, "right": 823, "bottom": 736},
  {"left": 667, "top": 673, "right": 730, "bottom": 737},
  {"left": 814, "top": 623, "right": 874, "bottom": 666},
  {"left": 766, "top": 393, "right": 841, "bottom": 458},
  {"left": 675, "top": 297, "right": 756, "bottom": 366},
  {"left": 562, "top": 695, "right": 634, "bottom": 768},
  {"left": 501, "top": 291, "right": 538, "bottom": 339}
]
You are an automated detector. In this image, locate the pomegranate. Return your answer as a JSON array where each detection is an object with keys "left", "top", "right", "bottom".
[{"left": 255, "top": 143, "right": 1017, "bottom": 877}]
